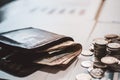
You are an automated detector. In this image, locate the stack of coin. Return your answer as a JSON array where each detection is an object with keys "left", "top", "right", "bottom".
[
  {"left": 105, "top": 34, "right": 118, "bottom": 39},
  {"left": 104, "top": 34, "right": 120, "bottom": 71},
  {"left": 88, "top": 34, "right": 120, "bottom": 73},
  {"left": 91, "top": 38, "right": 108, "bottom": 69},
  {"left": 104, "top": 34, "right": 118, "bottom": 43},
  {"left": 101, "top": 56, "right": 120, "bottom": 71},
  {"left": 93, "top": 38, "right": 108, "bottom": 60}
]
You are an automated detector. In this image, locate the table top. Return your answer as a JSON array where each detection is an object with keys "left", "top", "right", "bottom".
[{"left": 0, "top": 0, "right": 120, "bottom": 80}]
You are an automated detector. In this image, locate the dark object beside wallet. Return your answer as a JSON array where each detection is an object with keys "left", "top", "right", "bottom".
[{"left": 0, "top": 27, "right": 82, "bottom": 77}]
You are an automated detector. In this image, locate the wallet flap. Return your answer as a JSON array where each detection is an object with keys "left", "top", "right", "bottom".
[{"left": 0, "top": 27, "right": 73, "bottom": 49}]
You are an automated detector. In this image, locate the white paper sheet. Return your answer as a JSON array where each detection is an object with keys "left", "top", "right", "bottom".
[
  {"left": 0, "top": 0, "right": 102, "bottom": 21},
  {"left": 98, "top": 0, "right": 120, "bottom": 23}
]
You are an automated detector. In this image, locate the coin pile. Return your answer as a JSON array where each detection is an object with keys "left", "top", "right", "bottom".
[
  {"left": 91, "top": 34, "right": 120, "bottom": 72},
  {"left": 91, "top": 38, "right": 108, "bottom": 69},
  {"left": 105, "top": 34, "right": 119, "bottom": 43},
  {"left": 77, "top": 34, "right": 120, "bottom": 80},
  {"left": 80, "top": 51, "right": 105, "bottom": 79}
]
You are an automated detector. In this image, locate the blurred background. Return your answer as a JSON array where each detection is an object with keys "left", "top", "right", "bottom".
[{"left": 0, "top": 0, "right": 120, "bottom": 49}]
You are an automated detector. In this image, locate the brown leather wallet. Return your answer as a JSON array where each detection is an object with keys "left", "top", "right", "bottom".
[{"left": 0, "top": 27, "right": 82, "bottom": 77}]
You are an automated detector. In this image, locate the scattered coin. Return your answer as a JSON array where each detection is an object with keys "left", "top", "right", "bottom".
[
  {"left": 81, "top": 50, "right": 93, "bottom": 56},
  {"left": 105, "top": 34, "right": 118, "bottom": 39},
  {"left": 101, "top": 56, "right": 119, "bottom": 64},
  {"left": 81, "top": 61, "right": 93, "bottom": 68},
  {"left": 90, "top": 68, "right": 104, "bottom": 79},
  {"left": 76, "top": 73, "right": 92, "bottom": 80}
]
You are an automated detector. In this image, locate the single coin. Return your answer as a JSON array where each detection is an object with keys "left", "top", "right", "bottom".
[
  {"left": 101, "top": 56, "right": 119, "bottom": 64},
  {"left": 105, "top": 34, "right": 118, "bottom": 39},
  {"left": 76, "top": 73, "right": 92, "bottom": 80},
  {"left": 81, "top": 50, "right": 93, "bottom": 56},
  {"left": 94, "top": 39, "right": 108, "bottom": 46},
  {"left": 92, "top": 38, "right": 105, "bottom": 44},
  {"left": 107, "top": 43, "right": 120, "bottom": 49},
  {"left": 81, "top": 61, "right": 93, "bottom": 68},
  {"left": 90, "top": 68, "right": 104, "bottom": 79}
]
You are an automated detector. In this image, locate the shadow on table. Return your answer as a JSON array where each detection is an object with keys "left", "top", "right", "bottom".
[{"left": 0, "top": 57, "right": 77, "bottom": 77}]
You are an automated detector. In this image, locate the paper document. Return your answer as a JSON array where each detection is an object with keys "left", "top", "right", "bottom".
[
  {"left": 0, "top": 0, "right": 102, "bottom": 21},
  {"left": 98, "top": 0, "right": 120, "bottom": 23}
]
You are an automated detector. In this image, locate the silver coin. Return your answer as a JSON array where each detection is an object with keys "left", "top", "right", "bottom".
[
  {"left": 81, "top": 50, "right": 93, "bottom": 56},
  {"left": 105, "top": 34, "right": 118, "bottom": 39},
  {"left": 90, "top": 68, "right": 104, "bottom": 79},
  {"left": 92, "top": 38, "right": 105, "bottom": 44},
  {"left": 101, "top": 56, "right": 119, "bottom": 64},
  {"left": 107, "top": 43, "right": 120, "bottom": 49},
  {"left": 76, "top": 73, "right": 92, "bottom": 80},
  {"left": 94, "top": 39, "right": 108, "bottom": 46},
  {"left": 93, "top": 38, "right": 108, "bottom": 45},
  {"left": 81, "top": 61, "right": 93, "bottom": 68}
]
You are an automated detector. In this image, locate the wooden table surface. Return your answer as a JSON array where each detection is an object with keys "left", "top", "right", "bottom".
[{"left": 0, "top": 0, "right": 120, "bottom": 80}]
